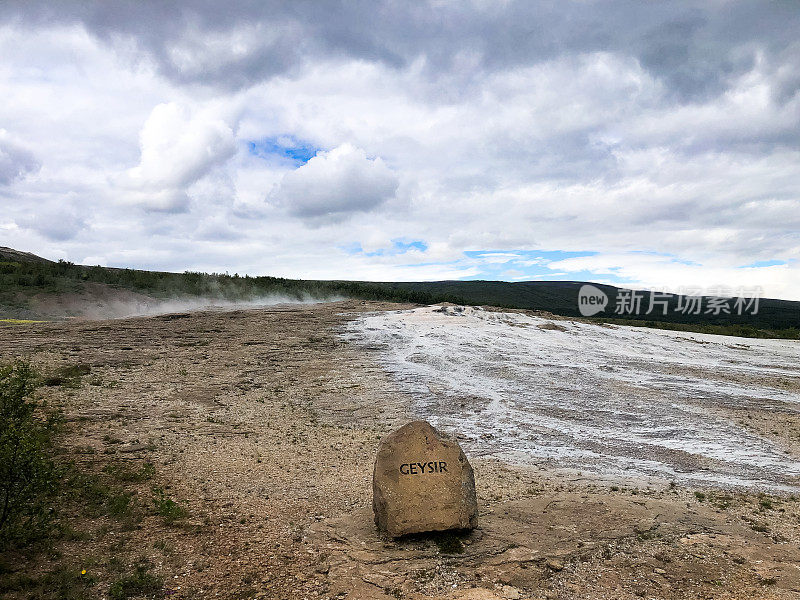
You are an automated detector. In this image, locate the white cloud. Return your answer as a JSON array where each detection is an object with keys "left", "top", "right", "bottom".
[
  {"left": 115, "top": 102, "right": 237, "bottom": 212},
  {"left": 0, "top": 129, "right": 39, "bottom": 185},
  {"left": 1, "top": 5, "right": 800, "bottom": 299},
  {"left": 549, "top": 252, "right": 800, "bottom": 300},
  {"left": 17, "top": 206, "right": 87, "bottom": 241},
  {"left": 268, "top": 144, "right": 398, "bottom": 224},
  {"left": 478, "top": 253, "right": 521, "bottom": 263}
]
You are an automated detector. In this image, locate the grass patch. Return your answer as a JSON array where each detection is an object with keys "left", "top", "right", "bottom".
[
  {"left": 0, "top": 361, "right": 179, "bottom": 598},
  {"left": 758, "top": 497, "right": 774, "bottom": 511},
  {"left": 106, "top": 491, "right": 135, "bottom": 519},
  {"left": 711, "top": 494, "right": 732, "bottom": 510},
  {"left": 0, "top": 362, "right": 61, "bottom": 549},
  {"left": 43, "top": 364, "right": 91, "bottom": 388},
  {"left": 152, "top": 539, "right": 174, "bottom": 555},
  {"left": 0, "top": 319, "right": 45, "bottom": 325},
  {"left": 64, "top": 467, "right": 142, "bottom": 528},
  {"left": 0, "top": 564, "right": 96, "bottom": 599},
  {"left": 597, "top": 317, "right": 800, "bottom": 340},
  {"left": 103, "top": 462, "right": 155, "bottom": 483},
  {"left": 151, "top": 488, "right": 187, "bottom": 524},
  {"left": 109, "top": 559, "right": 163, "bottom": 600}
]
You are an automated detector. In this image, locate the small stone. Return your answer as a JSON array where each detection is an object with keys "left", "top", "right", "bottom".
[
  {"left": 546, "top": 559, "right": 564, "bottom": 571},
  {"left": 654, "top": 568, "right": 667, "bottom": 575},
  {"left": 120, "top": 443, "right": 148, "bottom": 453},
  {"left": 633, "top": 519, "right": 654, "bottom": 534},
  {"left": 499, "top": 584, "right": 521, "bottom": 599},
  {"left": 373, "top": 420, "right": 478, "bottom": 537}
]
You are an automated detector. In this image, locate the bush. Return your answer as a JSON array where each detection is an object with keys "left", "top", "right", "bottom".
[{"left": 0, "top": 362, "right": 59, "bottom": 548}]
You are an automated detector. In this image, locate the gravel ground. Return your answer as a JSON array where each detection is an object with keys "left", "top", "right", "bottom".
[{"left": 2, "top": 301, "right": 800, "bottom": 599}]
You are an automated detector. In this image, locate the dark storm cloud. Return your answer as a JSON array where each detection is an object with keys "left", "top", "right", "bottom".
[
  {"left": 3, "top": 1, "right": 798, "bottom": 164},
  {"left": 2, "top": 1, "right": 798, "bottom": 105}
]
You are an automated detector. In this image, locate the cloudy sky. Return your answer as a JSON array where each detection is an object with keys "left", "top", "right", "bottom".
[{"left": 1, "top": 2, "right": 799, "bottom": 298}]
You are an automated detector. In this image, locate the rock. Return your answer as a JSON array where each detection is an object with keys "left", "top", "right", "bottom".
[
  {"left": 490, "top": 545, "right": 538, "bottom": 565},
  {"left": 546, "top": 559, "right": 564, "bottom": 571},
  {"left": 452, "top": 590, "right": 505, "bottom": 600},
  {"left": 633, "top": 518, "right": 655, "bottom": 534},
  {"left": 119, "top": 443, "right": 148, "bottom": 453},
  {"left": 373, "top": 420, "right": 477, "bottom": 536},
  {"left": 499, "top": 584, "right": 522, "bottom": 599}
]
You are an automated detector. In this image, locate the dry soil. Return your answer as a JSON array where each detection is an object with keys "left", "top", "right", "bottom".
[{"left": 2, "top": 301, "right": 799, "bottom": 600}]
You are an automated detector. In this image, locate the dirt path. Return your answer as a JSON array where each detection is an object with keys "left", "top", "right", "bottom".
[{"left": 2, "top": 301, "right": 799, "bottom": 599}]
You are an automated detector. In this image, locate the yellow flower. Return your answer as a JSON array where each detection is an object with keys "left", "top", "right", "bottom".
[{"left": 81, "top": 569, "right": 87, "bottom": 575}]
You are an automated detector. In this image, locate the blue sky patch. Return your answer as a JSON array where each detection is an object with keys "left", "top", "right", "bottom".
[
  {"left": 460, "top": 249, "right": 632, "bottom": 283},
  {"left": 387, "top": 239, "right": 428, "bottom": 254},
  {"left": 343, "top": 244, "right": 635, "bottom": 283},
  {"left": 739, "top": 260, "right": 786, "bottom": 268},
  {"left": 247, "top": 137, "right": 319, "bottom": 165},
  {"left": 343, "top": 238, "right": 429, "bottom": 257}
]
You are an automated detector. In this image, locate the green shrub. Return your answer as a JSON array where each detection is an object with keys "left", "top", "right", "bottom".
[
  {"left": 151, "top": 487, "right": 187, "bottom": 524},
  {"left": 0, "top": 362, "right": 60, "bottom": 548}
]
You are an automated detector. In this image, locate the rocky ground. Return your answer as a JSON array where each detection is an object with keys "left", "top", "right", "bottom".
[{"left": 2, "top": 300, "right": 799, "bottom": 599}]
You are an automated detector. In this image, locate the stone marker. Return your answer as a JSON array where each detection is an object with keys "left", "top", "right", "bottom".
[{"left": 373, "top": 420, "right": 477, "bottom": 536}]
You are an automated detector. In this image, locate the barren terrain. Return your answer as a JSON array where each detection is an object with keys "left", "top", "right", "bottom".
[
  {"left": 3, "top": 301, "right": 800, "bottom": 599},
  {"left": 345, "top": 305, "right": 800, "bottom": 491}
]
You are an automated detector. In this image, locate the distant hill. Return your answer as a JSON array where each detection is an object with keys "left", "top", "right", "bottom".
[
  {"left": 1, "top": 248, "right": 798, "bottom": 338},
  {"left": 0, "top": 246, "right": 53, "bottom": 264},
  {"left": 363, "top": 280, "right": 800, "bottom": 334}
]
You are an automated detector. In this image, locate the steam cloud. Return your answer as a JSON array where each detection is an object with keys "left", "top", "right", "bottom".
[{"left": 34, "top": 293, "right": 345, "bottom": 321}]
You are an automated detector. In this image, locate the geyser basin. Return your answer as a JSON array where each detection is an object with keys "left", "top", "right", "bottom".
[{"left": 343, "top": 305, "right": 800, "bottom": 491}]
